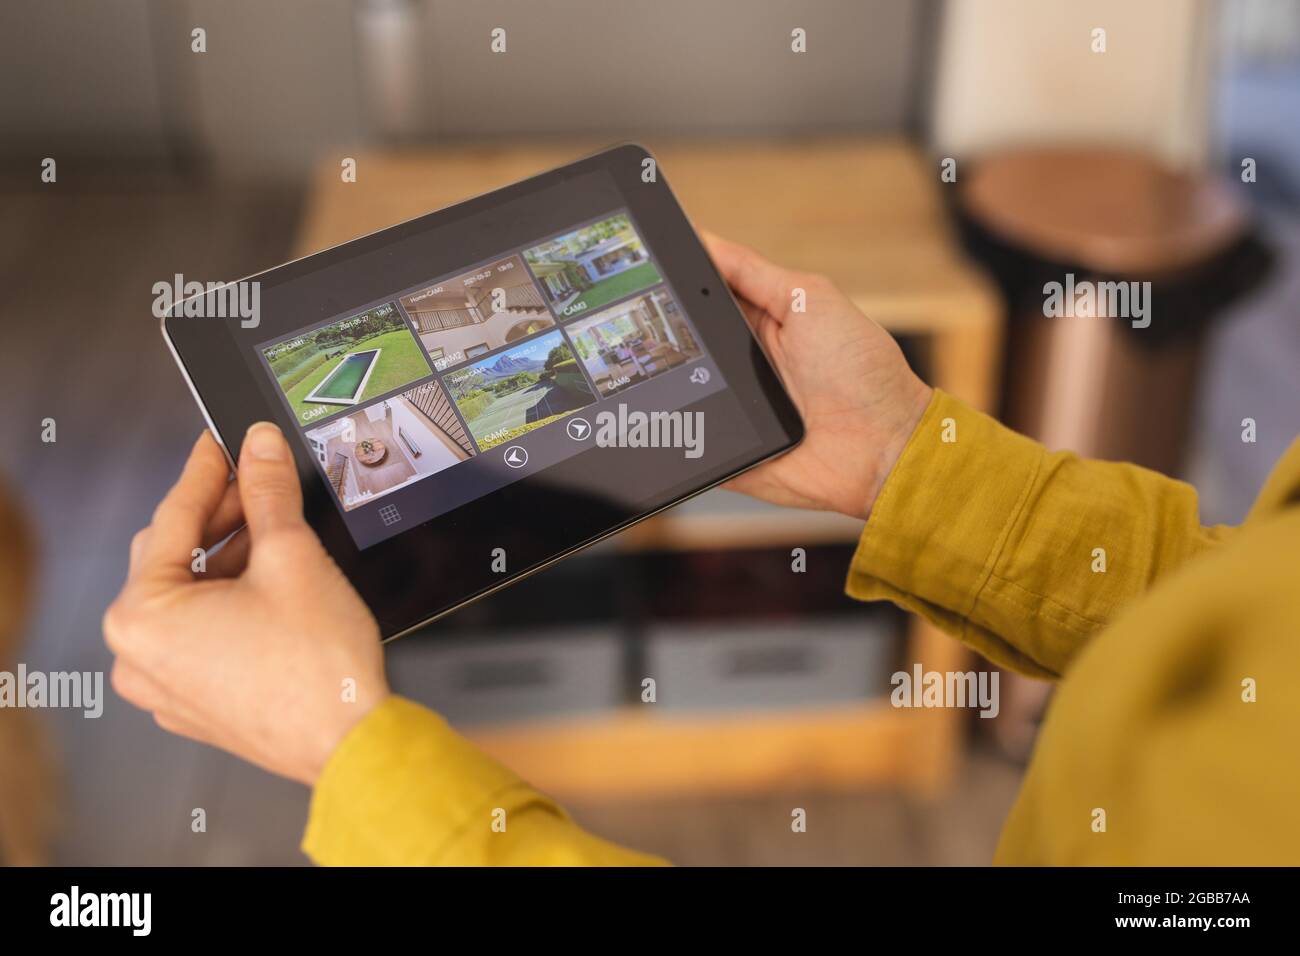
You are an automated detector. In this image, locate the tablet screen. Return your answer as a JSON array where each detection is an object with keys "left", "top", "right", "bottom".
[{"left": 254, "top": 209, "right": 726, "bottom": 549}]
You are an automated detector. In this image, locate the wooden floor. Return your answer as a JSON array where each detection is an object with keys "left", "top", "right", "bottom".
[{"left": 0, "top": 171, "right": 1034, "bottom": 865}]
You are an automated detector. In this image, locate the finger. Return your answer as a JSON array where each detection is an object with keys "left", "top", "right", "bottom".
[
  {"left": 110, "top": 663, "right": 214, "bottom": 745},
  {"left": 700, "top": 237, "right": 781, "bottom": 348},
  {"left": 700, "top": 231, "right": 795, "bottom": 322},
  {"left": 237, "top": 423, "right": 306, "bottom": 541},
  {"left": 137, "top": 432, "right": 231, "bottom": 589},
  {"left": 736, "top": 297, "right": 780, "bottom": 346},
  {"left": 110, "top": 660, "right": 171, "bottom": 713},
  {"left": 152, "top": 709, "right": 217, "bottom": 748},
  {"left": 127, "top": 528, "right": 150, "bottom": 586},
  {"left": 200, "top": 478, "right": 246, "bottom": 551},
  {"left": 132, "top": 464, "right": 241, "bottom": 586},
  {"left": 203, "top": 526, "right": 252, "bottom": 578}
]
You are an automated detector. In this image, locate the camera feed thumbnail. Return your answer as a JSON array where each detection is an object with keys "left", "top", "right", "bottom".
[
  {"left": 565, "top": 288, "right": 703, "bottom": 398},
  {"left": 523, "top": 213, "right": 662, "bottom": 320},
  {"left": 262, "top": 304, "right": 432, "bottom": 426},
  {"left": 442, "top": 329, "right": 597, "bottom": 451},
  {"left": 398, "top": 255, "right": 555, "bottom": 372},
  {"left": 304, "top": 380, "right": 476, "bottom": 512}
]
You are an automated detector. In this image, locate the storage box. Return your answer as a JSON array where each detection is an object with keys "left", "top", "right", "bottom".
[
  {"left": 388, "top": 626, "right": 624, "bottom": 726},
  {"left": 642, "top": 615, "right": 897, "bottom": 712}
]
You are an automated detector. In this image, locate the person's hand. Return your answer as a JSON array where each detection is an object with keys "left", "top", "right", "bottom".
[
  {"left": 703, "top": 233, "right": 933, "bottom": 519},
  {"left": 103, "top": 424, "right": 389, "bottom": 786}
]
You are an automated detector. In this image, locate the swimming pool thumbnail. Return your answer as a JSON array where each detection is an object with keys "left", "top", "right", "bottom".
[{"left": 262, "top": 304, "right": 433, "bottom": 427}]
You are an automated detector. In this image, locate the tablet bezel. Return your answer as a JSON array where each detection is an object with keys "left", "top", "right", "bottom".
[{"left": 163, "top": 144, "right": 804, "bottom": 641}]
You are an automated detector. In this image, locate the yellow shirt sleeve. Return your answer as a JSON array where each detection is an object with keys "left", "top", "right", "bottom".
[
  {"left": 302, "top": 696, "right": 667, "bottom": 866},
  {"left": 846, "top": 389, "right": 1231, "bottom": 678},
  {"left": 996, "top": 438, "right": 1300, "bottom": 865}
]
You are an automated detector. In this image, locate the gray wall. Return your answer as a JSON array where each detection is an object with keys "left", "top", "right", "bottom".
[
  {"left": 0, "top": 0, "right": 170, "bottom": 159},
  {"left": 0, "top": 0, "right": 927, "bottom": 178}
]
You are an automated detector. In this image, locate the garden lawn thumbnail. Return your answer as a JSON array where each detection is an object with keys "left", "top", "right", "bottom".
[
  {"left": 284, "top": 328, "right": 431, "bottom": 424},
  {"left": 563, "top": 262, "right": 662, "bottom": 316}
]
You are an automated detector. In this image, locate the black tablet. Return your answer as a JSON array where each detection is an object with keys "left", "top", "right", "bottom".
[{"left": 163, "top": 144, "right": 803, "bottom": 641}]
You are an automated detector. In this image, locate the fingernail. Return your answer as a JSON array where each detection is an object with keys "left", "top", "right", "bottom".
[{"left": 244, "top": 422, "right": 288, "bottom": 461}]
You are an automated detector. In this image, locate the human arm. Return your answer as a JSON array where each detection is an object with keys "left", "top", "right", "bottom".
[
  {"left": 844, "top": 389, "right": 1232, "bottom": 677},
  {"left": 703, "top": 234, "right": 1233, "bottom": 678},
  {"left": 103, "top": 426, "right": 663, "bottom": 865}
]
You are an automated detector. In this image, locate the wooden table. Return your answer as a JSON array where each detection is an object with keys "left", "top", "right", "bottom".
[
  {"left": 295, "top": 138, "right": 1003, "bottom": 799},
  {"left": 354, "top": 439, "right": 387, "bottom": 467}
]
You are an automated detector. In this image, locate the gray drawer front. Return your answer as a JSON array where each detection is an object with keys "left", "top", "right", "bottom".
[
  {"left": 389, "top": 627, "right": 624, "bottom": 726},
  {"left": 643, "top": 619, "right": 895, "bottom": 712}
]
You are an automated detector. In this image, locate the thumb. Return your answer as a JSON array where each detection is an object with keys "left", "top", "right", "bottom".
[
  {"left": 237, "top": 422, "right": 307, "bottom": 540},
  {"left": 700, "top": 230, "right": 791, "bottom": 321}
]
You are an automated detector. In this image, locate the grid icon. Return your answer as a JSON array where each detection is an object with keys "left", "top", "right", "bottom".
[{"left": 378, "top": 503, "right": 401, "bottom": 526}]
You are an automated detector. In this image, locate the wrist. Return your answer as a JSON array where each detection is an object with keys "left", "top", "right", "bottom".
[
  {"left": 856, "top": 379, "right": 933, "bottom": 520},
  {"left": 303, "top": 680, "right": 390, "bottom": 786}
]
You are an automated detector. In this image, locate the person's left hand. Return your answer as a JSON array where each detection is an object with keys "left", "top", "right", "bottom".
[{"left": 103, "top": 424, "right": 389, "bottom": 785}]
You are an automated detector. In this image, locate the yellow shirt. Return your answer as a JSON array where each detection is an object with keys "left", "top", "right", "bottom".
[{"left": 303, "top": 390, "right": 1300, "bottom": 866}]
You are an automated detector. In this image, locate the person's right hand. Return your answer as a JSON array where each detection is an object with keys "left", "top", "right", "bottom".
[{"left": 702, "top": 233, "right": 933, "bottom": 519}]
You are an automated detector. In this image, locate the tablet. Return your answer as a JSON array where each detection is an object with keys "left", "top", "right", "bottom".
[{"left": 163, "top": 144, "right": 803, "bottom": 641}]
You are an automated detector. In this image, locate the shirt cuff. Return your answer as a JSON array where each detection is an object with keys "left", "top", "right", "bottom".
[
  {"left": 845, "top": 388, "right": 1055, "bottom": 677},
  {"left": 302, "top": 695, "right": 545, "bottom": 866}
]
